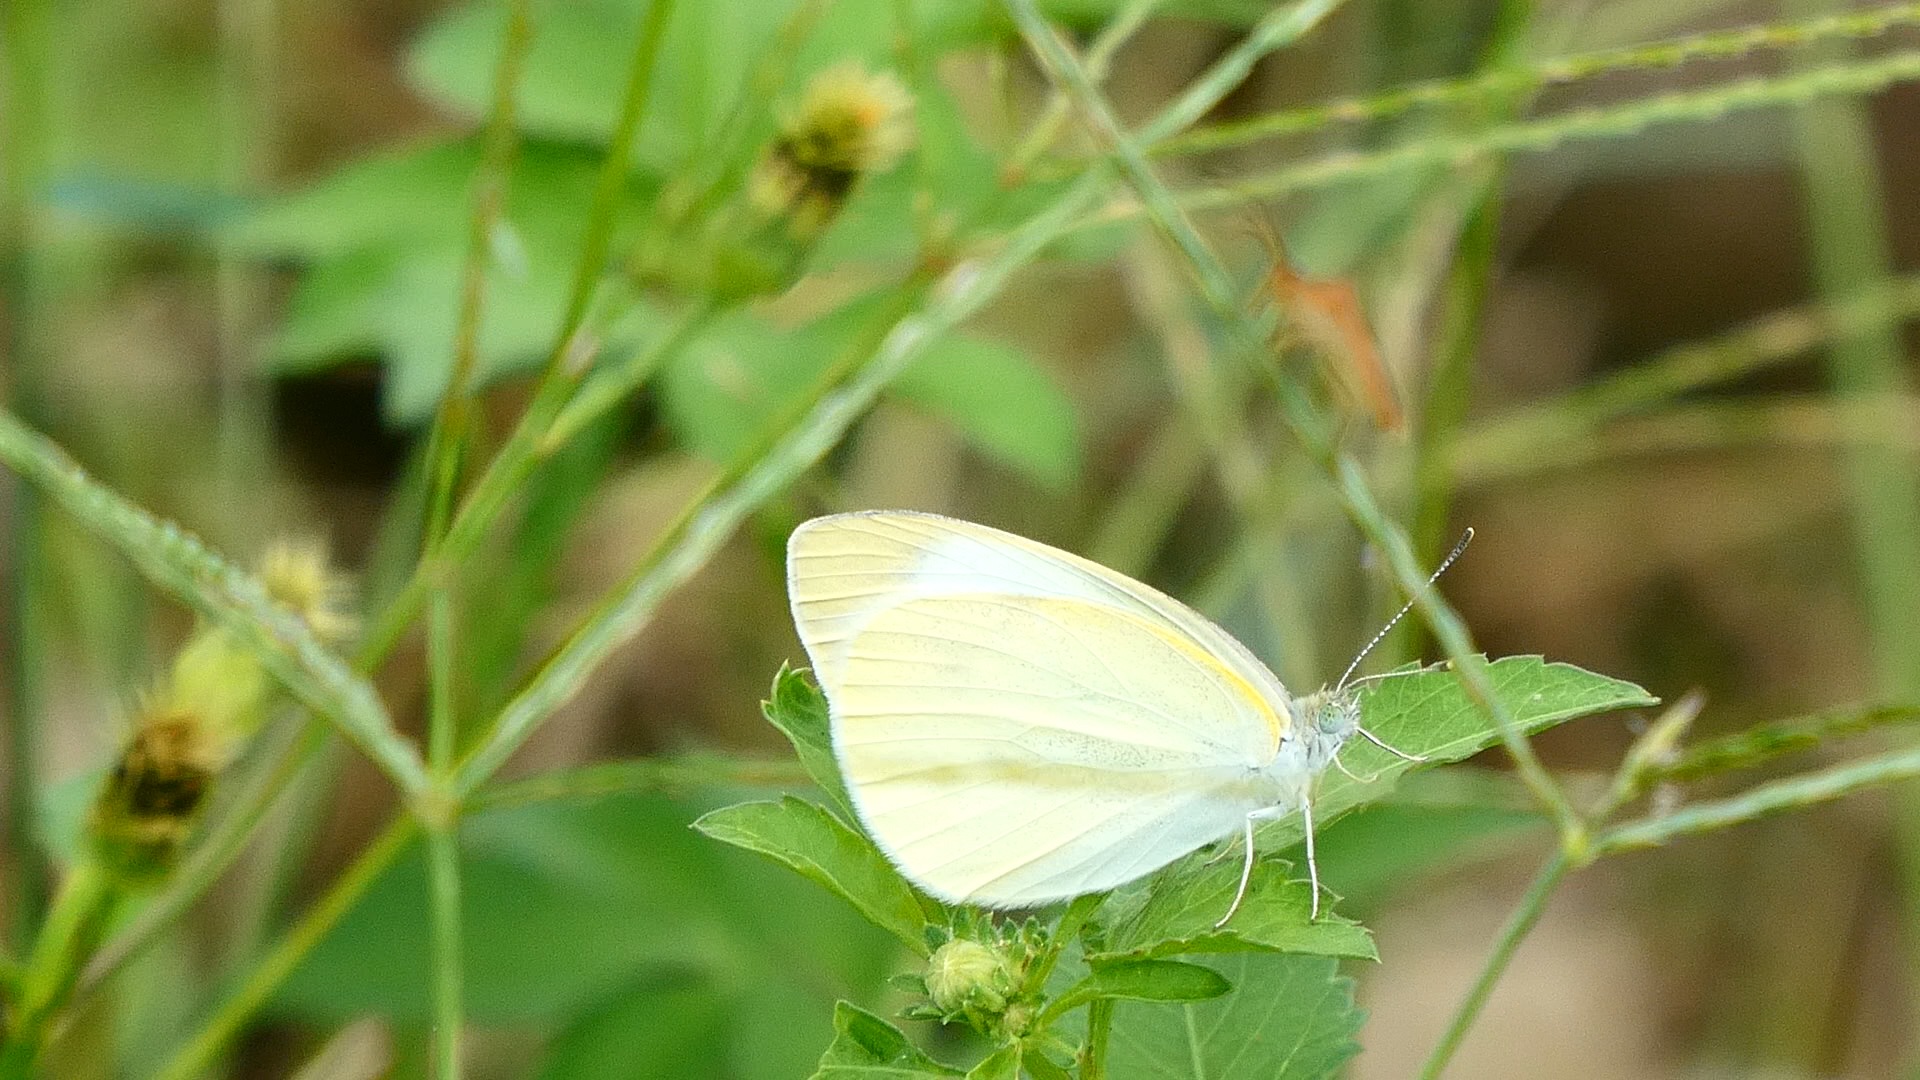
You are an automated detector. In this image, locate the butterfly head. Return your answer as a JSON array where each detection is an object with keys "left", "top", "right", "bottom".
[{"left": 1293, "top": 689, "right": 1361, "bottom": 775}]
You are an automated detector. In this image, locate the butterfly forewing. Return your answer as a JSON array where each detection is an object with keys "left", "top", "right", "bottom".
[
  {"left": 821, "top": 590, "right": 1277, "bottom": 906},
  {"left": 787, "top": 510, "right": 1293, "bottom": 752}
]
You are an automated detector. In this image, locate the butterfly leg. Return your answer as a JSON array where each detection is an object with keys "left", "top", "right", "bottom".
[
  {"left": 1212, "top": 814, "right": 1259, "bottom": 929},
  {"left": 1301, "top": 794, "right": 1321, "bottom": 920}
]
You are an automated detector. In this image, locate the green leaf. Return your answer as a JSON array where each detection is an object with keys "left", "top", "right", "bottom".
[
  {"left": 693, "top": 796, "right": 935, "bottom": 952},
  {"left": 534, "top": 977, "right": 729, "bottom": 1080},
  {"left": 1255, "top": 656, "right": 1656, "bottom": 852},
  {"left": 1097, "top": 856, "right": 1376, "bottom": 962},
  {"left": 893, "top": 335, "right": 1081, "bottom": 491},
  {"left": 964, "top": 1044, "right": 1022, "bottom": 1080},
  {"left": 1067, "top": 958, "right": 1232, "bottom": 1004},
  {"left": 1105, "top": 954, "right": 1362, "bottom": 1080},
  {"left": 278, "top": 790, "right": 895, "bottom": 1023},
  {"left": 1023, "top": 1045, "right": 1075, "bottom": 1080},
  {"left": 232, "top": 137, "right": 659, "bottom": 421},
  {"left": 1103, "top": 657, "right": 1643, "bottom": 943},
  {"left": 267, "top": 248, "right": 391, "bottom": 369},
  {"left": 1316, "top": 795, "right": 1544, "bottom": 912},
  {"left": 232, "top": 138, "right": 492, "bottom": 257},
  {"left": 806, "top": 81, "right": 1082, "bottom": 271},
  {"left": 763, "top": 666, "right": 854, "bottom": 819},
  {"left": 462, "top": 413, "right": 627, "bottom": 717},
  {"left": 812, "top": 1002, "right": 963, "bottom": 1079},
  {"left": 659, "top": 297, "right": 1079, "bottom": 487},
  {"left": 405, "top": 1, "right": 1262, "bottom": 172}
]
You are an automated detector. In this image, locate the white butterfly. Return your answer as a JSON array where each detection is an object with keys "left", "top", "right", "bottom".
[{"left": 787, "top": 510, "right": 1453, "bottom": 924}]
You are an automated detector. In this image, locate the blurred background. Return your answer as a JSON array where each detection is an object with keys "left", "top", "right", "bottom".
[{"left": 5, "top": 0, "right": 1920, "bottom": 1076}]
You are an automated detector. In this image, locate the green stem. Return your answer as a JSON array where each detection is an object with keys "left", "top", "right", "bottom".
[
  {"left": 0, "top": 410, "right": 427, "bottom": 796},
  {"left": 555, "top": 0, "right": 676, "bottom": 346},
  {"left": 1333, "top": 461, "right": 1586, "bottom": 846},
  {"left": 1457, "top": 394, "right": 1920, "bottom": 486},
  {"left": 1401, "top": 0, "right": 1532, "bottom": 658},
  {"left": 1785, "top": 5, "right": 1920, "bottom": 1044},
  {"left": 1084, "top": 415, "right": 1207, "bottom": 576},
  {"left": 153, "top": 815, "right": 419, "bottom": 1080},
  {"left": 1656, "top": 702, "right": 1920, "bottom": 783},
  {"left": 1416, "top": 851, "right": 1570, "bottom": 1080},
  {"left": 422, "top": 0, "right": 533, "bottom": 551},
  {"left": 0, "top": 0, "right": 54, "bottom": 952},
  {"left": 411, "top": 8, "right": 538, "bottom": 1066},
  {"left": 211, "top": 0, "right": 277, "bottom": 516},
  {"left": 1155, "top": 2, "right": 1920, "bottom": 156},
  {"left": 1007, "top": 0, "right": 1586, "bottom": 845},
  {"left": 0, "top": 860, "right": 120, "bottom": 1079},
  {"left": 427, "top": 823, "right": 464, "bottom": 1080},
  {"left": 1134, "top": 0, "right": 1352, "bottom": 142},
  {"left": 1453, "top": 275, "right": 1920, "bottom": 468},
  {"left": 1080, "top": 998, "right": 1115, "bottom": 1080},
  {"left": 359, "top": 0, "right": 677, "bottom": 665},
  {"left": 446, "top": 172, "right": 1112, "bottom": 797},
  {"left": 1788, "top": 12, "right": 1920, "bottom": 697},
  {"left": 425, "top": 592, "right": 464, "bottom": 1080},
  {"left": 1002, "top": 0, "right": 1161, "bottom": 182},
  {"left": 1597, "top": 741, "right": 1920, "bottom": 855},
  {"left": 537, "top": 299, "right": 722, "bottom": 455},
  {"left": 470, "top": 755, "right": 808, "bottom": 813},
  {"left": 1, "top": 486, "right": 48, "bottom": 959},
  {"left": 1099, "top": 45, "right": 1920, "bottom": 219}
]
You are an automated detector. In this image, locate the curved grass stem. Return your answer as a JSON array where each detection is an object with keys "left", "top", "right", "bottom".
[
  {"left": 152, "top": 816, "right": 418, "bottom": 1080},
  {"left": 0, "top": 861, "right": 118, "bottom": 1079},
  {"left": 1158, "top": 2, "right": 1920, "bottom": 156},
  {"left": 1415, "top": 851, "right": 1570, "bottom": 1080},
  {"left": 1007, "top": 0, "right": 1587, "bottom": 846}
]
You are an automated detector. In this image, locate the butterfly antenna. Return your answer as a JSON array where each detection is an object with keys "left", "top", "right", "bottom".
[
  {"left": 1335, "top": 527, "right": 1474, "bottom": 692},
  {"left": 1357, "top": 725, "right": 1428, "bottom": 763},
  {"left": 1332, "top": 755, "right": 1384, "bottom": 785}
]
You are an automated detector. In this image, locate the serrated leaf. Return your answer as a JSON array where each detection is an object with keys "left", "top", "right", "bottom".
[
  {"left": 1023, "top": 1046, "right": 1075, "bottom": 1080},
  {"left": 1254, "top": 656, "right": 1655, "bottom": 852},
  {"left": 1069, "top": 958, "right": 1232, "bottom": 1004},
  {"left": 1096, "top": 857, "right": 1375, "bottom": 962},
  {"left": 1105, "top": 954, "right": 1362, "bottom": 1080},
  {"left": 763, "top": 666, "right": 854, "bottom": 819},
  {"left": 812, "top": 1003, "right": 963, "bottom": 1079},
  {"left": 964, "top": 1044, "right": 1022, "bottom": 1080},
  {"left": 693, "top": 797, "right": 934, "bottom": 952}
]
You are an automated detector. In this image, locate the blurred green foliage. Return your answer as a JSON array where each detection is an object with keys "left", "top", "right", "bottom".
[{"left": 8, "top": 0, "right": 1920, "bottom": 1076}]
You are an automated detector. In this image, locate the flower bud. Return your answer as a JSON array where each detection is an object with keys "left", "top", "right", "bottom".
[
  {"left": 750, "top": 63, "right": 914, "bottom": 238},
  {"left": 924, "top": 938, "right": 1013, "bottom": 1016},
  {"left": 258, "top": 537, "right": 355, "bottom": 643},
  {"left": 89, "top": 707, "right": 216, "bottom": 881}
]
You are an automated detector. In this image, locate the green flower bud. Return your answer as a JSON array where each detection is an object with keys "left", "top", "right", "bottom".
[{"left": 925, "top": 938, "right": 1013, "bottom": 1016}]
